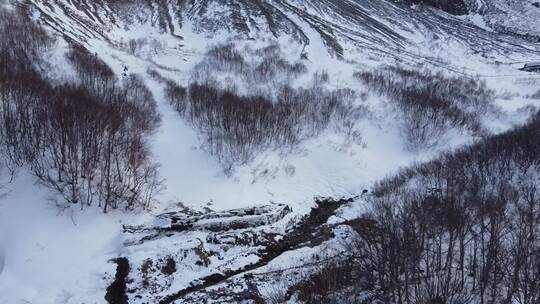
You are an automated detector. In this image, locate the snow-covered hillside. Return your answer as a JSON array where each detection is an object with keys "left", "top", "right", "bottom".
[
  {"left": 1, "top": 0, "right": 540, "bottom": 303},
  {"left": 24, "top": 0, "right": 540, "bottom": 208}
]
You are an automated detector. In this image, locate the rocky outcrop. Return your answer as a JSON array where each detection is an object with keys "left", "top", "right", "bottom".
[{"left": 393, "top": 0, "right": 469, "bottom": 15}]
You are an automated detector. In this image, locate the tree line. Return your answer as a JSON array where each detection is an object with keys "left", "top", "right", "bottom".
[{"left": 0, "top": 6, "right": 162, "bottom": 212}]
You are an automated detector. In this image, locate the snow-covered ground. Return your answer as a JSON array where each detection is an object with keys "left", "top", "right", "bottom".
[
  {"left": 0, "top": 173, "right": 123, "bottom": 304},
  {"left": 1, "top": 0, "right": 540, "bottom": 302}
]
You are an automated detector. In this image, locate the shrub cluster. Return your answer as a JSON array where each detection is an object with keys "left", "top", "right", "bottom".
[
  {"left": 356, "top": 67, "right": 495, "bottom": 149},
  {"left": 191, "top": 44, "right": 308, "bottom": 92},
  {"left": 166, "top": 81, "right": 360, "bottom": 168},
  {"left": 165, "top": 44, "right": 364, "bottom": 168}
]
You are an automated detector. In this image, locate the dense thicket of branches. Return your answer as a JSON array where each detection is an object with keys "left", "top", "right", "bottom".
[
  {"left": 0, "top": 7, "right": 162, "bottom": 212},
  {"left": 305, "top": 112, "right": 540, "bottom": 304},
  {"left": 356, "top": 67, "right": 494, "bottom": 150},
  {"left": 191, "top": 44, "right": 308, "bottom": 86},
  {"left": 164, "top": 44, "right": 364, "bottom": 168},
  {"left": 166, "top": 81, "right": 360, "bottom": 167}
]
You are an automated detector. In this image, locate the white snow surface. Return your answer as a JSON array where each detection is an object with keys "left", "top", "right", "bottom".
[
  {"left": 1, "top": 1, "right": 540, "bottom": 302},
  {"left": 0, "top": 174, "right": 129, "bottom": 304}
]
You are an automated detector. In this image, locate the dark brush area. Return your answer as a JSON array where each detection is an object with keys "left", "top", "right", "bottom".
[
  {"left": 394, "top": 0, "right": 469, "bottom": 15},
  {"left": 283, "top": 111, "right": 540, "bottom": 303},
  {"left": 0, "top": 7, "right": 162, "bottom": 212}
]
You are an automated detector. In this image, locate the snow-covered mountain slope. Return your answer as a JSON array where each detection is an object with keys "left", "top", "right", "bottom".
[
  {"left": 470, "top": 0, "right": 540, "bottom": 40},
  {"left": 1, "top": 1, "right": 540, "bottom": 303},
  {"left": 24, "top": 0, "right": 540, "bottom": 206},
  {"left": 30, "top": 0, "right": 540, "bottom": 63}
]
